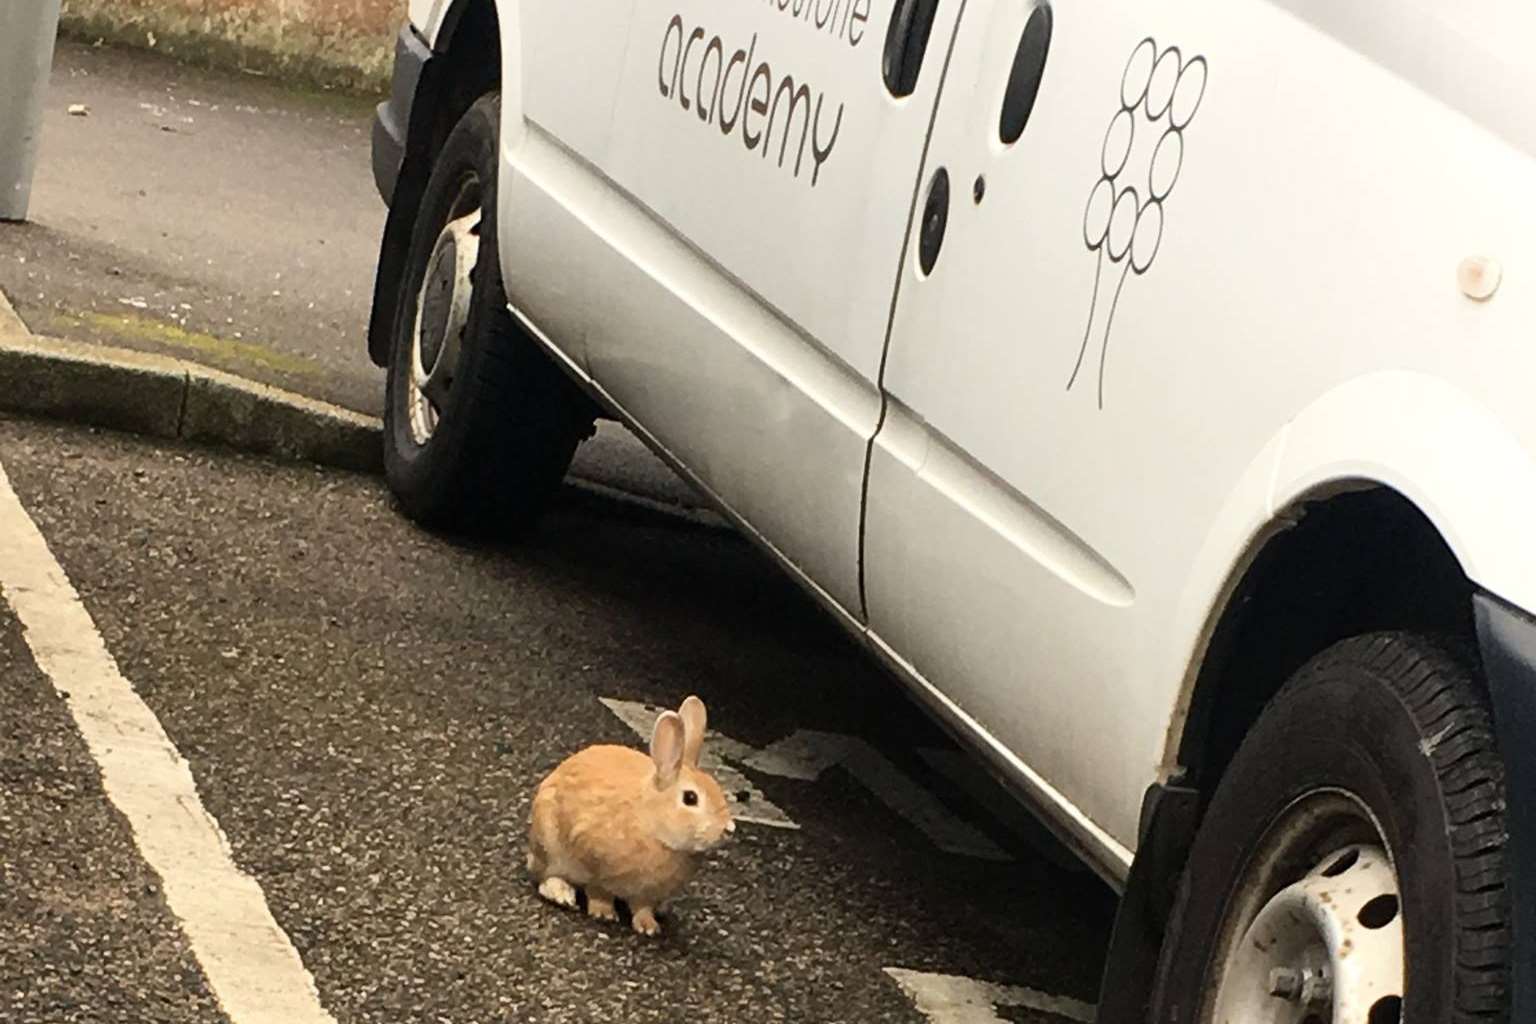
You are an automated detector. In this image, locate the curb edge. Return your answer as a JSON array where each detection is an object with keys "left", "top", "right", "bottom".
[{"left": 0, "top": 288, "right": 728, "bottom": 530}]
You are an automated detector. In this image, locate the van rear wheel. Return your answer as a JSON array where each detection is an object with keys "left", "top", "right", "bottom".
[
  {"left": 383, "top": 93, "right": 592, "bottom": 533},
  {"left": 1153, "top": 633, "right": 1510, "bottom": 1024}
]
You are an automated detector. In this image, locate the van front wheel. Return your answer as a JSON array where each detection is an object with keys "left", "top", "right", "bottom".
[
  {"left": 383, "top": 93, "right": 592, "bottom": 533},
  {"left": 1153, "top": 633, "right": 1510, "bottom": 1024}
]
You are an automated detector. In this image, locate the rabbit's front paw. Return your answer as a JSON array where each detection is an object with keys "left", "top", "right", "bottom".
[
  {"left": 631, "top": 907, "right": 662, "bottom": 937},
  {"left": 537, "top": 876, "right": 578, "bottom": 909}
]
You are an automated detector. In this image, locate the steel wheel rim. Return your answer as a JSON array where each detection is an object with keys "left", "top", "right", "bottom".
[
  {"left": 407, "top": 177, "right": 482, "bottom": 446},
  {"left": 1204, "top": 791, "right": 1405, "bottom": 1024}
]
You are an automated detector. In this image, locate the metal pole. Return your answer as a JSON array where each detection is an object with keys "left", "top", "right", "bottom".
[{"left": 0, "top": 0, "right": 64, "bottom": 222}]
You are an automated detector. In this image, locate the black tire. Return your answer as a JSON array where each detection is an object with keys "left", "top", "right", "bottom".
[
  {"left": 1153, "top": 633, "right": 1510, "bottom": 1023},
  {"left": 383, "top": 93, "right": 592, "bottom": 533}
]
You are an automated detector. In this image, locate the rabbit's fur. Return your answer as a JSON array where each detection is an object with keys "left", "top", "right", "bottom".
[{"left": 527, "top": 696, "right": 734, "bottom": 935}]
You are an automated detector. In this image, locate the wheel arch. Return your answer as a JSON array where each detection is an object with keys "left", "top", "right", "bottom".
[
  {"left": 1172, "top": 481, "right": 1474, "bottom": 794},
  {"left": 1098, "top": 372, "right": 1536, "bottom": 1022},
  {"left": 367, "top": 0, "right": 511, "bottom": 366},
  {"left": 1170, "top": 371, "right": 1536, "bottom": 791}
]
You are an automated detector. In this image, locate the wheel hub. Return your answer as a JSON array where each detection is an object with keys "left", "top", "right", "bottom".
[
  {"left": 407, "top": 204, "right": 481, "bottom": 445},
  {"left": 418, "top": 236, "right": 460, "bottom": 373},
  {"left": 1212, "top": 843, "right": 1404, "bottom": 1024}
]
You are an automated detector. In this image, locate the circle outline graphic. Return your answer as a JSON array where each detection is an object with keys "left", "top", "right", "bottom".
[
  {"left": 1083, "top": 176, "right": 1116, "bottom": 251},
  {"left": 1148, "top": 127, "right": 1184, "bottom": 201},
  {"left": 1120, "top": 38, "right": 1157, "bottom": 111},
  {"left": 1105, "top": 185, "right": 1140, "bottom": 263},
  {"left": 1169, "top": 54, "right": 1208, "bottom": 130},
  {"left": 1143, "top": 45, "right": 1182, "bottom": 121},
  {"left": 1130, "top": 199, "right": 1164, "bottom": 274},
  {"left": 1101, "top": 108, "right": 1135, "bottom": 179}
]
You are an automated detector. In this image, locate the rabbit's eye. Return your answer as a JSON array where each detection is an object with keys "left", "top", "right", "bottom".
[{"left": 682, "top": 789, "right": 699, "bottom": 807}]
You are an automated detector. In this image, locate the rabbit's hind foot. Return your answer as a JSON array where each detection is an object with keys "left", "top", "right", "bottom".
[
  {"left": 631, "top": 906, "right": 662, "bottom": 937},
  {"left": 585, "top": 889, "right": 618, "bottom": 922}
]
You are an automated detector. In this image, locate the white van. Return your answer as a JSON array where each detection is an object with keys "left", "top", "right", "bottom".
[{"left": 365, "top": 2, "right": 1536, "bottom": 1019}]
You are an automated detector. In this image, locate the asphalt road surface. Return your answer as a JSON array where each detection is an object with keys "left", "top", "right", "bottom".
[
  {"left": 0, "top": 415, "right": 1117, "bottom": 1024},
  {"left": 0, "top": 39, "right": 705, "bottom": 515}
]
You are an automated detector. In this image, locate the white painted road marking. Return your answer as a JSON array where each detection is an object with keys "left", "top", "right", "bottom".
[
  {"left": 0, "top": 461, "right": 338, "bottom": 1024},
  {"left": 885, "top": 967, "right": 1096, "bottom": 1023},
  {"left": 748, "top": 731, "right": 1010, "bottom": 860},
  {"left": 601, "top": 698, "right": 1010, "bottom": 859},
  {"left": 599, "top": 697, "right": 800, "bottom": 828}
]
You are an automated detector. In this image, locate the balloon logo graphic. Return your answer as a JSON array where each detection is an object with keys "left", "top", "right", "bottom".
[{"left": 1067, "top": 38, "right": 1207, "bottom": 409}]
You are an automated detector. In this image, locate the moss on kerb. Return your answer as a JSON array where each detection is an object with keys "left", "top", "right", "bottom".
[
  {"left": 58, "top": 1, "right": 403, "bottom": 96},
  {"left": 28, "top": 308, "right": 325, "bottom": 395}
]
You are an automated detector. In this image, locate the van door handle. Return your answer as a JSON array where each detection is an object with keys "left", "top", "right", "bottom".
[
  {"left": 999, "top": 3, "right": 1053, "bottom": 144},
  {"left": 883, "top": 0, "right": 942, "bottom": 97},
  {"left": 918, "top": 167, "right": 950, "bottom": 275}
]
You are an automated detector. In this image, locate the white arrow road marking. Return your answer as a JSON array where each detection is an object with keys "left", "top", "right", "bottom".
[
  {"left": 884, "top": 967, "right": 1096, "bottom": 1024},
  {"left": 0, "top": 461, "right": 338, "bottom": 1024},
  {"left": 598, "top": 698, "right": 799, "bottom": 828},
  {"left": 600, "top": 698, "right": 1011, "bottom": 859},
  {"left": 916, "top": 747, "right": 1084, "bottom": 873},
  {"left": 749, "top": 732, "right": 1011, "bottom": 860}
]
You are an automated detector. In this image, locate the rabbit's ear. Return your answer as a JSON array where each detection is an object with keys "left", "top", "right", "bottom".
[
  {"left": 650, "top": 710, "right": 686, "bottom": 788},
  {"left": 679, "top": 695, "right": 707, "bottom": 767}
]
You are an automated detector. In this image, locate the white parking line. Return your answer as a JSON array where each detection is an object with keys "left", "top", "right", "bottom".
[
  {"left": 884, "top": 967, "right": 1096, "bottom": 1023},
  {"left": 0, "top": 461, "right": 337, "bottom": 1024}
]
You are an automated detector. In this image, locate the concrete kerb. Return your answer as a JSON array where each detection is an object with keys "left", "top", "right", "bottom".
[
  {"left": 0, "top": 288, "right": 729, "bottom": 529},
  {"left": 0, "top": 291, "right": 382, "bottom": 473}
]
